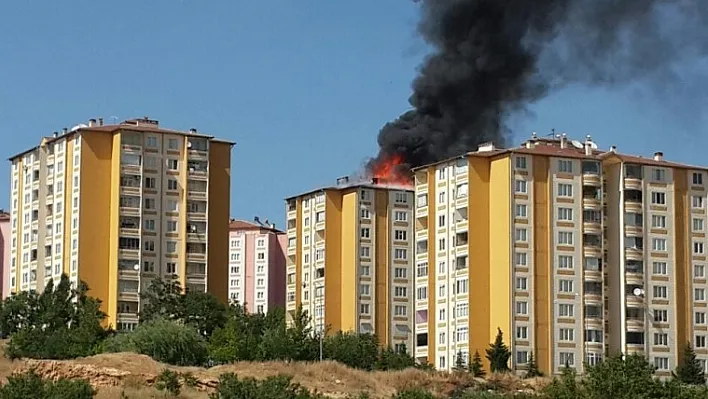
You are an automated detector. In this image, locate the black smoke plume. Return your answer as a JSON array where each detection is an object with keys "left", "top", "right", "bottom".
[{"left": 372, "top": 0, "right": 708, "bottom": 171}]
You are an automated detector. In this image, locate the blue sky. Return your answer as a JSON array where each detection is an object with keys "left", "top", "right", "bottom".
[{"left": 1, "top": 1, "right": 706, "bottom": 228}]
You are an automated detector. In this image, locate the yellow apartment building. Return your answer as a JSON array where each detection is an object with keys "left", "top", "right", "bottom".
[
  {"left": 412, "top": 133, "right": 708, "bottom": 376},
  {"left": 285, "top": 177, "right": 414, "bottom": 351},
  {"left": 7, "top": 117, "right": 233, "bottom": 330}
]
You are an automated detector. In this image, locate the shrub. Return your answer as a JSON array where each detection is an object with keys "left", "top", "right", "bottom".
[
  {"left": 210, "top": 373, "right": 324, "bottom": 399},
  {"left": 392, "top": 388, "right": 436, "bottom": 399},
  {"left": 0, "top": 369, "right": 95, "bottom": 398},
  {"left": 102, "top": 318, "right": 207, "bottom": 366},
  {"left": 155, "top": 369, "right": 181, "bottom": 397}
]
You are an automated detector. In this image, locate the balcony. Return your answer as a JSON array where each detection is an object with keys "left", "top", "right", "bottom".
[
  {"left": 187, "top": 180, "right": 208, "bottom": 200},
  {"left": 187, "top": 221, "right": 207, "bottom": 241},
  {"left": 583, "top": 234, "right": 602, "bottom": 256},
  {"left": 119, "top": 195, "right": 141, "bottom": 215},
  {"left": 583, "top": 210, "right": 601, "bottom": 231},
  {"left": 624, "top": 165, "right": 643, "bottom": 189},
  {"left": 624, "top": 190, "right": 643, "bottom": 212},
  {"left": 624, "top": 236, "right": 643, "bottom": 260},
  {"left": 582, "top": 186, "right": 602, "bottom": 208},
  {"left": 455, "top": 255, "right": 468, "bottom": 271},
  {"left": 187, "top": 243, "right": 207, "bottom": 262},
  {"left": 120, "top": 216, "right": 141, "bottom": 236},
  {"left": 187, "top": 137, "right": 208, "bottom": 156},
  {"left": 625, "top": 212, "right": 643, "bottom": 234},
  {"left": 582, "top": 161, "right": 601, "bottom": 183},
  {"left": 117, "top": 300, "right": 139, "bottom": 316},
  {"left": 187, "top": 201, "right": 207, "bottom": 221},
  {"left": 625, "top": 260, "right": 644, "bottom": 280},
  {"left": 187, "top": 160, "right": 208, "bottom": 180},
  {"left": 118, "top": 237, "right": 140, "bottom": 259},
  {"left": 454, "top": 232, "right": 468, "bottom": 252},
  {"left": 454, "top": 208, "right": 468, "bottom": 229},
  {"left": 584, "top": 305, "right": 603, "bottom": 323},
  {"left": 186, "top": 262, "right": 206, "bottom": 277},
  {"left": 584, "top": 281, "right": 602, "bottom": 298}
]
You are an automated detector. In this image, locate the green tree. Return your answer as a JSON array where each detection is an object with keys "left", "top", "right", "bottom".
[
  {"left": 155, "top": 369, "right": 182, "bottom": 397},
  {"left": 468, "top": 351, "right": 486, "bottom": 378},
  {"left": 524, "top": 352, "right": 542, "bottom": 378},
  {"left": 4, "top": 276, "right": 107, "bottom": 360},
  {"left": 138, "top": 279, "right": 182, "bottom": 323},
  {"left": 103, "top": 318, "right": 207, "bottom": 366},
  {"left": 0, "top": 369, "right": 95, "bottom": 399},
  {"left": 323, "top": 332, "right": 379, "bottom": 370},
  {"left": 210, "top": 373, "right": 324, "bottom": 399},
  {"left": 542, "top": 366, "right": 585, "bottom": 399},
  {"left": 583, "top": 353, "right": 660, "bottom": 399},
  {"left": 485, "top": 328, "right": 510, "bottom": 373},
  {"left": 375, "top": 345, "right": 415, "bottom": 371},
  {"left": 453, "top": 350, "right": 467, "bottom": 372},
  {"left": 181, "top": 291, "right": 228, "bottom": 337},
  {"left": 674, "top": 342, "right": 706, "bottom": 385}
]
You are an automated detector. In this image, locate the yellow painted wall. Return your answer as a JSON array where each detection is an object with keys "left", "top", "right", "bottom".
[
  {"left": 374, "top": 189, "right": 390, "bottom": 346},
  {"left": 531, "top": 156, "right": 551, "bottom": 373},
  {"left": 426, "top": 168, "right": 436, "bottom": 362},
  {"left": 324, "top": 190, "right": 343, "bottom": 333},
  {"left": 674, "top": 169, "right": 691, "bottom": 360},
  {"left": 340, "top": 191, "right": 358, "bottom": 332},
  {"left": 467, "top": 156, "right": 491, "bottom": 368},
  {"left": 78, "top": 132, "right": 115, "bottom": 326},
  {"left": 489, "top": 157, "right": 511, "bottom": 347},
  {"left": 207, "top": 142, "right": 232, "bottom": 303}
]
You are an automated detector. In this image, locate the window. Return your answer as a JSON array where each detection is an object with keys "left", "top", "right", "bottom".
[
  {"left": 558, "top": 231, "right": 573, "bottom": 245},
  {"left": 394, "top": 248, "right": 407, "bottom": 260},
  {"left": 167, "top": 220, "right": 178, "bottom": 232},
  {"left": 651, "top": 192, "right": 666, "bottom": 205},
  {"left": 515, "top": 156, "right": 527, "bottom": 169},
  {"left": 515, "top": 252, "right": 527, "bottom": 266},
  {"left": 144, "top": 198, "right": 155, "bottom": 209},
  {"left": 144, "top": 177, "right": 156, "bottom": 189},
  {"left": 360, "top": 284, "right": 370, "bottom": 295},
  {"left": 654, "top": 357, "right": 669, "bottom": 371},
  {"left": 394, "top": 211, "right": 408, "bottom": 221},
  {"left": 559, "top": 279, "right": 574, "bottom": 293},
  {"left": 559, "top": 328, "right": 574, "bottom": 341},
  {"left": 654, "top": 309, "right": 668, "bottom": 323},
  {"left": 514, "top": 180, "right": 527, "bottom": 193},
  {"left": 695, "top": 241, "right": 705, "bottom": 255},
  {"left": 693, "top": 172, "right": 703, "bottom": 185},
  {"left": 516, "top": 277, "right": 528, "bottom": 290},
  {"left": 695, "top": 264, "right": 705, "bottom": 278},
  {"left": 438, "top": 168, "right": 446, "bottom": 179},
  {"left": 360, "top": 208, "right": 370, "bottom": 219},
  {"left": 316, "top": 211, "right": 325, "bottom": 222},
  {"left": 438, "top": 215, "right": 445, "bottom": 227},
  {"left": 693, "top": 218, "right": 705, "bottom": 231},
  {"left": 417, "top": 262, "right": 428, "bottom": 277},
  {"left": 696, "top": 288, "right": 706, "bottom": 301},
  {"left": 652, "top": 238, "right": 667, "bottom": 251},
  {"left": 653, "top": 285, "right": 668, "bottom": 299},
  {"left": 360, "top": 246, "right": 370, "bottom": 258},
  {"left": 515, "top": 228, "right": 528, "bottom": 242},
  {"left": 359, "top": 227, "right": 370, "bottom": 238},
  {"left": 394, "top": 286, "right": 407, "bottom": 297},
  {"left": 456, "top": 302, "right": 469, "bottom": 318},
  {"left": 654, "top": 333, "right": 668, "bottom": 346},
  {"left": 516, "top": 351, "right": 529, "bottom": 365},
  {"left": 167, "top": 159, "right": 178, "bottom": 170},
  {"left": 558, "top": 255, "right": 574, "bottom": 269},
  {"left": 394, "top": 230, "right": 407, "bottom": 241},
  {"left": 696, "top": 335, "right": 706, "bottom": 349},
  {"left": 557, "top": 183, "right": 573, "bottom": 197},
  {"left": 558, "top": 159, "right": 573, "bottom": 173},
  {"left": 168, "top": 138, "right": 179, "bottom": 150},
  {"left": 652, "top": 215, "right": 666, "bottom": 228},
  {"left": 693, "top": 195, "right": 704, "bottom": 209},
  {"left": 515, "top": 204, "right": 527, "bottom": 218},
  {"left": 455, "top": 279, "right": 469, "bottom": 294},
  {"left": 166, "top": 241, "right": 177, "bottom": 253},
  {"left": 516, "top": 326, "right": 528, "bottom": 340},
  {"left": 394, "top": 305, "right": 407, "bottom": 316},
  {"left": 516, "top": 301, "right": 528, "bottom": 315},
  {"left": 167, "top": 179, "right": 178, "bottom": 190},
  {"left": 653, "top": 262, "right": 667, "bottom": 275},
  {"left": 146, "top": 136, "right": 158, "bottom": 147},
  {"left": 696, "top": 312, "right": 706, "bottom": 325},
  {"left": 417, "top": 194, "right": 427, "bottom": 207},
  {"left": 559, "top": 352, "right": 575, "bottom": 367},
  {"left": 143, "top": 261, "right": 155, "bottom": 273},
  {"left": 652, "top": 168, "right": 666, "bottom": 181},
  {"left": 439, "top": 238, "right": 445, "bottom": 251},
  {"left": 557, "top": 207, "right": 573, "bottom": 221},
  {"left": 456, "top": 183, "right": 468, "bottom": 198},
  {"left": 559, "top": 303, "right": 574, "bottom": 317},
  {"left": 416, "top": 286, "right": 427, "bottom": 300},
  {"left": 394, "top": 192, "right": 408, "bottom": 204},
  {"left": 143, "top": 219, "right": 155, "bottom": 231},
  {"left": 167, "top": 200, "right": 178, "bottom": 212},
  {"left": 394, "top": 267, "right": 407, "bottom": 278}
]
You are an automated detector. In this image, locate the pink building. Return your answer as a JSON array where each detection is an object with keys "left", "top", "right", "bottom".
[
  {"left": 228, "top": 217, "right": 286, "bottom": 314},
  {"left": 0, "top": 211, "right": 10, "bottom": 299}
]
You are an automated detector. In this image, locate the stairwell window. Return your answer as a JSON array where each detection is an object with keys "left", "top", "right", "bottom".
[
  {"left": 514, "top": 180, "right": 527, "bottom": 194},
  {"left": 651, "top": 192, "right": 666, "bottom": 205},
  {"left": 652, "top": 238, "right": 667, "bottom": 252}
]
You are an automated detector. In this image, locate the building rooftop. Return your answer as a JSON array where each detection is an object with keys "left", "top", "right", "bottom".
[
  {"left": 0, "top": 211, "right": 9, "bottom": 222},
  {"left": 9, "top": 117, "right": 236, "bottom": 161},
  {"left": 285, "top": 177, "right": 414, "bottom": 201},
  {"left": 229, "top": 218, "right": 283, "bottom": 234},
  {"left": 412, "top": 133, "right": 708, "bottom": 172}
]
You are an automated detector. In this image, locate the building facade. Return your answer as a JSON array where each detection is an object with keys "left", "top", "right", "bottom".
[
  {"left": 285, "top": 178, "right": 415, "bottom": 352},
  {"left": 413, "top": 134, "right": 708, "bottom": 376},
  {"left": 228, "top": 218, "right": 286, "bottom": 313},
  {"left": 0, "top": 211, "right": 9, "bottom": 299},
  {"left": 8, "top": 117, "right": 233, "bottom": 330}
]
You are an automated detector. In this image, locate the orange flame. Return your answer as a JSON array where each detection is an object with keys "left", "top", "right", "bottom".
[{"left": 371, "top": 154, "right": 412, "bottom": 186}]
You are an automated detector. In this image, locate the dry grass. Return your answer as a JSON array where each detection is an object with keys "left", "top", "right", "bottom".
[{"left": 0, "top": 347, "right": 548, "bottom": 398}]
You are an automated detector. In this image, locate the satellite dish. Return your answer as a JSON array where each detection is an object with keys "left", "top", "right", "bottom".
[
  {"left": 571, "top": 140, "right": 584, "bottom": 149},
  {"left": 70, "top": 124, "right": 88, "bottom": 132},
  {"left": 632, "top": 287, "right": 644, "bottom": 296},
  {"left": 589, "top": 141, "right": 599, "bottom": 149}
]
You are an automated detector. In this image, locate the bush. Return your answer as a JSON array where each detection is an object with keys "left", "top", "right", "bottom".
[
  {"left": 155, "top": 369, "right": 181, "bottom": 396},
  {"left": 0, "top": 369, "right": 95, "bottom": 398},
  {"left": 323, "top": 332, "right": 379, "bottom": 370},
  {"left": 210, "top": 373, "right": 324, "bottom": 399},
  {"left": 102, "top": 318, "right": 207, "bottom": 366},
  {"left": 392, "top": 388, "right": 436, "bottom": 399}
]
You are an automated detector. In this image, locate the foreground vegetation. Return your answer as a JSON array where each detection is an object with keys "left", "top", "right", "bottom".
[{"left": 0, "top": 275, "right": 706, "bottom": 398}]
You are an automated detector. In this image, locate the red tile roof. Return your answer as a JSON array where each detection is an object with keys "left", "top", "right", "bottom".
[{"left": 229, "top": 219, "right": 283, "bottom": 234}]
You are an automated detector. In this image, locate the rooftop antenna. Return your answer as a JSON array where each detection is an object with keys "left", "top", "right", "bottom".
[{"left": 109, "top": 116, "right": 119, "bottom": 124}]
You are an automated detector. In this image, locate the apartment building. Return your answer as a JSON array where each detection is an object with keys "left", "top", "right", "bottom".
[
  {"left": 285, "top": 177, "right": 415, "bottom": 352},
  {"left": 0, "top": 211, "right": 9, "bottom": 299},
  {"left": 413, "top": 133, "right": 708, "bottom": 376},
  {"left": 228, "top": 218, "right": 286, "bottom": 313},
  {"left": 7, "top": 117, "right": 233, "bottom": 330}
]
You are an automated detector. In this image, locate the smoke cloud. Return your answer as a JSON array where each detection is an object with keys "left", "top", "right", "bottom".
[{"left": 372, "top": 0, "right": 708, "bottom": 171}]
